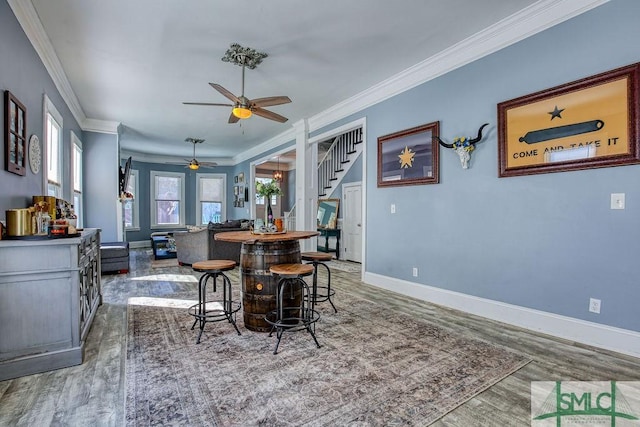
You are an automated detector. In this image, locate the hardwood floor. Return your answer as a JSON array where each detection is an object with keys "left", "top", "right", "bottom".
[{"left": 1, "top": 249, "right": 639, "bottom": 426}]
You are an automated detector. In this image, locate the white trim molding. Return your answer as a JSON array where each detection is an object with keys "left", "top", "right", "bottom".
[
  {"left": 307, "top": 0, "right": 610, "bottom": 133},
  {"left": 309, "top": 117, "right": 367, "bottom": 145},
  {"left": 233, "top": 126, "right": 297, "bottom": 165},
  {"left": 8, "top": 0, "right": 85, "bottom": 126},
  {"left": 10, "top": 0, "right": 610, "bottom": 144},
  {"left": 8, "top": 0, "right": 120, "bottom": 135},
  {"left": 82, "top": 118, "right": 120, "bottom": 134},
  {"left": 364, "top": 272, "right": 640, "bottom": 359},
  {"left": 120, "top": 149, "right": 235, "bottom": 167}
]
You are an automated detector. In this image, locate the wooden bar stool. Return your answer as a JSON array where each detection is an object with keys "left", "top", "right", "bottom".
[
  {"left": 265, "top": 263, "right": 321, "bottom": 355},
  {"left": 188, "top": 260, "right": 241, "bottom": 344},
  {"left": 301, "top": 252, "right": 337, "bottom": 313}
]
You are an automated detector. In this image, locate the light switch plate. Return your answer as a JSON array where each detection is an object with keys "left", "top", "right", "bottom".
[{"left": 611, "top": 193, "right": 625, "bottom": 210}]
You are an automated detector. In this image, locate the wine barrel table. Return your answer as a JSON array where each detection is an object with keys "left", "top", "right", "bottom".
[{"left": 214, "top": 230, "right": 319, "bottom": 332}]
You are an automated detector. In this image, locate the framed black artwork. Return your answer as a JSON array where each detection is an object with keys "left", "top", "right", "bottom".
[{"left": 4, "top": 91, "right": 27, "bottom": 176}]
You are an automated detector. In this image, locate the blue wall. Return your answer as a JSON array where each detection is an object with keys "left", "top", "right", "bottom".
[
  {"left": 0, "top": 1, "right": 83, "bottom": 217},
  {"left": 3, "top": 0, "right": 638, "bottom": 335},
  {"left": 348, "top": 0, "right": 640, "bottom": 332},
  {"left": 83, "top": 131, "right": 119, "bottom": 241},
  {"left": 124, "top": 160, "right": 235, "bottom": 242}
]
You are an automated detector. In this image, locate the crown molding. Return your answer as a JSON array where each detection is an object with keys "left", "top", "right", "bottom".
[
  {"left": 82, "top": 118, "right": 120, "bottom": 134},
  {"left": 309, "top": 117, "right": 366, "bottom": 145},
  {"left": 120, "top": 149, "right": 235, "bottom": 167},
  {"left": 307, "top": 0, "right": 610, "bottom": 133},
  {"left": 232, "top": 126, "right": 297, "bottom": 165},
  {"left": 10, "top": 0, "right": 610, "bottom": 150},
  {"left": 8, "top": 0, "right": 87, "bottom": 128}
]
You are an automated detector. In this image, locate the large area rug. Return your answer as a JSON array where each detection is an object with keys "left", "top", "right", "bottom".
[{"left": 125, "top": 286, "right": 530, "bottom": 426}]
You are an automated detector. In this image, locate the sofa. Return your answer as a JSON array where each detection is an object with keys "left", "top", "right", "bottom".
[
  {"left": 173, "top": 227, "right": 208, "bottom": 266},
  {"left": 173, "top": 220, "right": 248, "bottom": 266}
]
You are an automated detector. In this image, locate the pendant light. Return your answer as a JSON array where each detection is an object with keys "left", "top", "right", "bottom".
[{"left": 273, "top": 156, "right": 283, "bottom": 182}]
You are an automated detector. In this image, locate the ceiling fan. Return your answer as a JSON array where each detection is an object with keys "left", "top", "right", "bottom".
[
  {"left": 181, "top": 138, "right": 217, "bottom": 170},
  {"left": 183, "top": 43, "right": 291, "bottom": 124}
]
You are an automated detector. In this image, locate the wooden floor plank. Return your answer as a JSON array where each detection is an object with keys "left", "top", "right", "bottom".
[{"left": 0, "top": 248, "right": 638, "bottom": 426}]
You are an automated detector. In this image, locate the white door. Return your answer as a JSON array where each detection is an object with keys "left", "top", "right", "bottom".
[{"left": 343, "top": 183, "right": 362, "bottom": 263}]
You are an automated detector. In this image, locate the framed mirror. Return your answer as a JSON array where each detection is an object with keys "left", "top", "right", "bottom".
[{"left": 317, "top": 198, "right": 339, "bottom": 229}]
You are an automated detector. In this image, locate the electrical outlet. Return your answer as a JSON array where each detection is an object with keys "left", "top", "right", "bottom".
[
  {"left": 391, "top": 204, "right": 396, "bottom": 214},
  {"left": 589, "top": 298, "right": 601, "bottom": 314},
  {"left": 412, "top": 267, "right": 418, "bottom": 277}
]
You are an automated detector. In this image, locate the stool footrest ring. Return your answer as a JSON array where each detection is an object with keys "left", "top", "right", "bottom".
[{"left": 188, "top": 300, "right": 241, "bottom": 321}]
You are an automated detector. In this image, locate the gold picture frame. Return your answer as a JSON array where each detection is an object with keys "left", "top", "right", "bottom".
[{"left": 498, "top": 63, "right": 640, "bottom": 177}]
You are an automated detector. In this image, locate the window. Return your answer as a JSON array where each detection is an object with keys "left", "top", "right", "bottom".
[
  {"left": 196, "top": 173, "right": 226, "bottom": 225},
  {"left": 150, "top": 171, "right": 185, "bottom": 228},
  {"left": 44, "top": 95, "right": 63, "bottom": 198},
  {"left": 71, "top": 132, "right": 83, "bottom": 227},
  {"left": 123, "top": 170, "right": 139, "bottom": 230}
]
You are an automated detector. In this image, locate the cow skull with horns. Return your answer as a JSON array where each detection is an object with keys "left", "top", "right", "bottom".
[{"left": 434, "top": 123, "right": 489, "bottom": 169}]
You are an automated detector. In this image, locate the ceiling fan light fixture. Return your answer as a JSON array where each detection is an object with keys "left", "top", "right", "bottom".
[
  {"left": 232, "top": 106, "right": 252, "bottom": 119},
  {"left": 189, "top": 163, "right": 200, "bottom": 170}
]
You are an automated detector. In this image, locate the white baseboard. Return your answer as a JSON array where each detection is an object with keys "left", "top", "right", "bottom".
[
  {"left": 129, "top": 240, "right": 150, "bottom": 249},
  {"left": 363, "top": 272, "right": 640, "bottom": 359}
]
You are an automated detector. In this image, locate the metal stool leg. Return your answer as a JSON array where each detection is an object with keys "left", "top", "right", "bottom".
[
  {"left": 299, "top": 277, "right": 321, "bottom": 348},
  {"left": 221, "top": 272, "right": 241, "bottom": 336},
  {"left": 318, "top": 261, "right": 337, "bottom": 313},
  {"left": 272, "top": 277, "right": 288, "bottom": 354},
  {"left": 311, "top": 262, "right": 319, "bottom": 311},
  {"left": 191, "top": 275, "right": 203, "bottom": 331},
  {"left": 270, "top": 276, "right": 321, "bottom": 354},
  {"left": 189, "top": 269, "right": 242, "bottom": 344},
  {"left": 195, "top": 272, "right": 215, "bottom": 344}
]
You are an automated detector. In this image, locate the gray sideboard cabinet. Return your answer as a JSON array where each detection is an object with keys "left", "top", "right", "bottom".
[{"left": 0, "top": 228, "right": 102, "bottom": 380}]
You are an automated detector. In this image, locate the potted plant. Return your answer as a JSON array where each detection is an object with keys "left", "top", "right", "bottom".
[{"left": 256, "top": 179, "right": 283, "bottom": 225}]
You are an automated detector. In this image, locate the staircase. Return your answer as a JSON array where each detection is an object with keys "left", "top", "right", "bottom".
[
  {"left": 283, "top": 126, "right": 363, "bottom": 230},
  {"left": 318, "top": 127, "right": 363, "bottom": 197}
]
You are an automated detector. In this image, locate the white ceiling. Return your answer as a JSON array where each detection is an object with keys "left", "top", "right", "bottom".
[{"left": 15, "top": 0, "right": 603, "bottom": 163}]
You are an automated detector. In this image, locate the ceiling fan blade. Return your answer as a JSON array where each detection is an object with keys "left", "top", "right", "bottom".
[
  {"left": 253, "top": 107, "right": 288, "bottom": 123},
  {"left": 209, "top": 83, "right": 240, "bottom": 103},
  {"left": 228, "top": 112, "right": 240, "bottom": 124},
  {"left": 251, "top": 96, "right": 292, "bottom": 108},
  {"left": 183, "top": 102, "right": 233, "bottom": 107}
]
